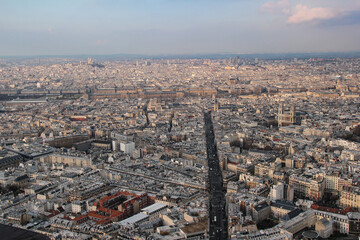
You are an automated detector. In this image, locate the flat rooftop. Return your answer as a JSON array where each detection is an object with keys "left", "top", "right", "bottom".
[
  {"left": 119, "top": 212, "right": 148, "bottom": 226},
  {"left": 141, "top": 202, "right": 167, "bottom": 214}
]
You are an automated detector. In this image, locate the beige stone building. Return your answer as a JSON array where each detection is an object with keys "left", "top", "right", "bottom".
[
  {"left": 277, "top": 104, "right": 305, "bottom": 126},
  {"left": 289, "top": 175, "right": 325, "bottom": 201},
  {"left": 40, "top": 154, "right": 92, "bottom": 168},
  {"left": 340, "top": 186, "right": 360, "bottom": 210}
]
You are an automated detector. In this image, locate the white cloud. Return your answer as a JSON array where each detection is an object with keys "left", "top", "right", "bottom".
[
  {"left": 260, "top": 0, "right": 290, "bottom": 14},
  {"left": 287, "top": 4, "right": 339, "bottom": 24}
]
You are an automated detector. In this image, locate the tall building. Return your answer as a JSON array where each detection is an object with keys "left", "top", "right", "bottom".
[
  {"left": 278, "top": 104, "right": 305, "bottom": 126},
  {"left": 269, "top": 182, "right": 284, "bottom": 200},
  {"left": 120, "top": 142, "right": 135, "bottom": 154}
]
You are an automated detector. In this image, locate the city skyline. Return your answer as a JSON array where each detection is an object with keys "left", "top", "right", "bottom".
[
  {"left": 1, "top": 0, "right": 360, "bottom": 56},
  {"left": 1, "top": 49, "right": 360, "bottom": 238}
]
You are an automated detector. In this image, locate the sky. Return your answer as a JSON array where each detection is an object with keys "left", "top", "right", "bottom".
[{"left": 1, "top": 0, "right": 360, "bottom": 56}]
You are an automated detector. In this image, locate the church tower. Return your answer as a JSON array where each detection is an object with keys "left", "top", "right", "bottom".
[
  {"left": 278, "top": 103, "right": 283, "bottom": 115},
  {"left": 290, "top": 106, "right": 295, "bottom": 123},
  {"left": 214, "top": 99, "right": 219, "bottom": 112}
]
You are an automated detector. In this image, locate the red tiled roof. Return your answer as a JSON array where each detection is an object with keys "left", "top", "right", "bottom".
[
  {"left": 87, "top": 191, "right": 150, "bottom": 225},
  {"left": 311, "top": 204, "right": 354, "bottom": 215},
  {"left": 88, "top": 212, "right": 106, "bottom": 220},
  {"left": 73, "top": 215, "right": 88, "bottom": 221}
]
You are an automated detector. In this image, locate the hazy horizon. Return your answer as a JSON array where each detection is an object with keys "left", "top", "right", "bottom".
[
  {"left": 2, "top": 51, "right": 360, "bottom": 59},
  {"left": 1, "top": 0, "right": 360, "bottom": 56}
]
